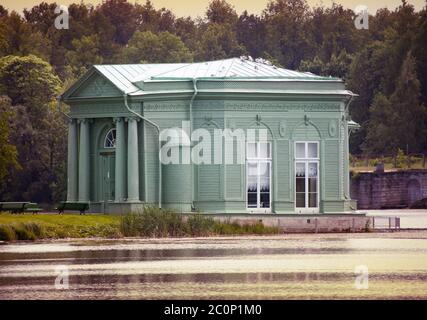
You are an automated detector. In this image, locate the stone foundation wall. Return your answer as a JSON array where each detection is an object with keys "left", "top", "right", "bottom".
[
  {"left": 212, "top": 214, "right": 372, "bottom": 233},
  {"left": 351, "top": 170, "right": 427, "bottom": 209}
]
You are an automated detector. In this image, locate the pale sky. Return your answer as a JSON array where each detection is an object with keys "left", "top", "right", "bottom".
[{"left": 2, "top": 0, "right": 426, "bottom": 17}]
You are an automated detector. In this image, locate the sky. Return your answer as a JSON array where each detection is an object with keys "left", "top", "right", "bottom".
[{"left": 1, "top": 0, "right": 425, "bottom": 17}]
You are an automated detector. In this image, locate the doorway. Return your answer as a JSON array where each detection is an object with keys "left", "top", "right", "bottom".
[
  {"left": 246, "top": 142, "right": 272, "bottom": 213},
  {"left": 101, "top": 153, "right": 116, "bottom": 203},
  {"left": 295, "top": 142, "right": 319, "bottom": 214}
]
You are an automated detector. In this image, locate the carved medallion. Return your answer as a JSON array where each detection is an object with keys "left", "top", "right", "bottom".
[
  {"left": 279, "top": 120, "right": 286, "bottom": 137},
  {"left": 328, "top": 119, "right": 338, "bottom": 137}
]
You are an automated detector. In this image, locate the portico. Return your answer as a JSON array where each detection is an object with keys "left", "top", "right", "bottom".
[{"left": 66, "top": 115, "right": 142, "bottom": 212}]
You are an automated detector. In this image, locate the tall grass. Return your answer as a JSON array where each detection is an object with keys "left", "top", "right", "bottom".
[
  {"left": 121, "top": 207, "right": 188, "bottom": 237},
  {"left": 0, "top": 208, "right": 279, "bottom": 241},
  {"left": 120, "top": 207, "right": 278, "bottom": 237},
  {"left": 0, "top": 222, "right": 46, "bottom": 241}
]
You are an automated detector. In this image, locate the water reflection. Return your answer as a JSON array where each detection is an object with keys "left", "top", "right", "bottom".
[{"left": 1, "top": 235, "right": 427, "bottom": 299}]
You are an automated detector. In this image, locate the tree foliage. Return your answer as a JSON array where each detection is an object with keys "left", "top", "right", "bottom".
[
  {"left": 0, "top": 96, "right": 19, "bottom": 185},
  {"left": 124, "top": 31, "right": 193, "bottom": 63}
]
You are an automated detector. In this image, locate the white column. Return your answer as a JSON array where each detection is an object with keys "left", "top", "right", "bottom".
[
  {"left": 78, "top": 119, "right": 90, "bottom": 202},
  {"left": 67, "top": 118, "right": 78, "bottom": 202},
  {"left": 114, "top": 117, "right": 126, "bottom": 202},
  {"left": 127, "top": 117, "right": 140, "bottom": 202}
]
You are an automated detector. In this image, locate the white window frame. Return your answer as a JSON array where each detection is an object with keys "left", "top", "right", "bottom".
[
  {"left": 294, "top": 141, "right": 319, "bottom": 214},
  {"left": 246, "top": 142, "right": 272, "bottom": 213},
  {"left": 104, "top": 128, "right": 116, "bottom": 149}
]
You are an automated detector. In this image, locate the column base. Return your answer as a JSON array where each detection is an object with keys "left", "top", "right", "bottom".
[
  {"left": 126, "top": 199, "right": 141, "bottom": 204},
  {"left": 89, "top": 202, "right": 145, "bottom": 214}
]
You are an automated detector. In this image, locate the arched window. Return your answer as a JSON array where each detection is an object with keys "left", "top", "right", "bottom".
[{"left": 104, "top": 128, "right": 116, "bottom": 148}]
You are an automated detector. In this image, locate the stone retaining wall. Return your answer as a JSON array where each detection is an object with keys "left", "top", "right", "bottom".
[
  {"left": 351, "top": 170, "right": 427, "bottom": 209},
  {"left": 212, "top": 214, "right": 372, "bottom": 233}
]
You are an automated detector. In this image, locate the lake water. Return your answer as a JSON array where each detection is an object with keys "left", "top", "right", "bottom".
[{"left": 1, "top": 234, "right": 427, "bottom": 299}]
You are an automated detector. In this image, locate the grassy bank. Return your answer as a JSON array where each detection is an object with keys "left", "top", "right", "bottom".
[
  {"left": 0, "top": 208, "right": 278, "bottom": 241},
  {"left": 0, "top": 214, "right": 121, "bottom": 240}
]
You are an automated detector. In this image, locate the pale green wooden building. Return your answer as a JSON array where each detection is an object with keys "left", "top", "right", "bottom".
[{"left": 61, "top": 57, "right": 358, "bottom": 214}]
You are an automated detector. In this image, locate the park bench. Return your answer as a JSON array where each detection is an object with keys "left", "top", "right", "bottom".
[
  {"left": 0, "top": 202, "right": 29, "bottom": 214},
  {"left": 0, "top": 202, "right": 43, "bottom": 214},
  {"left": 56, "top": 202, "right": 89, "bottom": 215},
  {"left": 24, "top": 203, "right": 43, "bottom": 214}
]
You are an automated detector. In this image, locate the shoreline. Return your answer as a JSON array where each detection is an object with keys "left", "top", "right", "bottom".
[{"left": 2, "top": 229, "right": 427, "bottom": 245}]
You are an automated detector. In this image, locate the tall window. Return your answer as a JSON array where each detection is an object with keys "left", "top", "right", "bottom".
[
  {"left": 104, "top": 128, "right": 116, "bottom": 148},
  {"left": 295, "top": 142, "right": 319, "bottom": 213},
  {"left": 247, "top": 142, "right": 271, "bottom": 212}
]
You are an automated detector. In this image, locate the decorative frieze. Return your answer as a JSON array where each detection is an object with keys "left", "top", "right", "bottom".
[{"left": 142, "top": 101, "right": 341, "bottom": 112}]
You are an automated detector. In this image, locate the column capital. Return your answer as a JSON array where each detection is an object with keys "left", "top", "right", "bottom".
[
  {"left": 125, "top": 116, "right": 140, "bottom": 122},
  {"left": 77, "top": 118, "right": 93, "bottom": 124},
  {"left": 113, "top": 117, "right": 124, "bottom": 123}
]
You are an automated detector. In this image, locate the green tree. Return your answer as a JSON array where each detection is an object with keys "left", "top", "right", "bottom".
[
  {"left": 263, "top": 0, "right": 313, "bottom": 69},
  {"left": 363, "top": 93, "right": 398, "bottom": 154},
  {"left": 173, "top": 16, "right": 197, "bottom": 50},
  {"left": 206, "top": 0, "right": 238, "bottom": 25},
  {"left": 0, "top": 56, "right": 66, "bottom": 204},
  {"left": 412, "top": 6, "right": 427, "bottom": 108},
  {"left": 300, "top": 50, "right": 353, "bottom": 79},
  {"left": 388, "top": 52, "right": 427, "bottom": 153},
  {"left": 347, "top": 41, "right": 391, "bottom": 153},
  {"left": 310, "top": 4, "right": 363, "bottom": 62},
  {"left": 134, "top": 0, "right": 176, "bottom": 33},
  {"left": 99, "top": 0, "right": 137, "bottom": 44},
  {"left": 236, "top": 11, "right": 266, "bottom": 59},
  {"left": 364, "top": 53, "right": 427, "bottom": 154},
  {"left": 0, "top": 96, "right": 19, "bottom": 187},
  {"left": 0, "top": 11, "right": 51, "bottom": 60},
  {"left": 195, "top": 23, "right": 244, "bottom": 60},
  {"left": 0, "top": 55, "right": 61, "bottom": 123},
  {"left": 66, "top": 35, "right": 103, "bottom": 77},
  {"left": 123, "top": 31, "right": 193, "bottom": 63}
]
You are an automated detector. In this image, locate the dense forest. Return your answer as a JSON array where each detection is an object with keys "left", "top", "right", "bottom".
[{"left": 0, "top": 0, "right": 426, "bottom": 205}]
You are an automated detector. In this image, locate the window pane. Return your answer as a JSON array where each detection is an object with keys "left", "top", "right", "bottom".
[
  {"left": 259, "top": 142, "right": 270, "bottom": 158},
  {"left": 248, "top": 192, "right": 257, "bottom": 208},
  {"left": 308, "top": 143, "right": 318, "bottom": 158},
  {"left": 309, "top": 178, "right": 317, "bottom": 192},
  {"left": 296, "top": 193, "right": 305, "bottom": 208},
  {"left": 296, "top": 163, "right": 305, "bottom": 177},
  {"left": 309, "top": 193, "right": 317, "bottom": 208},
  {"left": 308, "top": 163, "right": 318, "bottom": 177},
  {"left": 296, "top": 178, "right": 305, "bottom": 192},
  {"left": 260, "top": 163, "right": 270, "bottom": 191},
  {"left": 247, "top": 143, "right": 257, "bottom": 158},
  {"left": 247, "top": 162, "right": 257, "bottom": 208},
  {"left": 248, "top": 162, "right": 257, "bottom": 176},
  {"left": 260, "top": 192, "right": 270, "bottom": 208},
  {"left": 105, "top": 129, "right": 116, "bottom": 148},
  {"left": 296, "top": 143, "right": 305, "bottom": 158}
]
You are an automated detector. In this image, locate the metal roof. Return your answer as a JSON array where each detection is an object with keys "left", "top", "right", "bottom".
[
  {"left": 91, "top": 58, "right": 338, "bottom": 94},
  {"left": 150, "top": 58, "right": 334, "bottom": 80},
  {"left": 94, "top": 63, "right": 188, "bottom": 94}
]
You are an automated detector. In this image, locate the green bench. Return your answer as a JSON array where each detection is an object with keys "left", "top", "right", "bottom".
[
  {"left": 0, "top": 202, "right": 42, "bottom": 214},
  {"left": 56, "top": 202, "right": 89, "bottom": 215},
  {"left": 25, "top": 203, "right": 43, "bottom": 214},
  {"left": 0, "top": 202, "right": 28, "bottom": 214}
]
